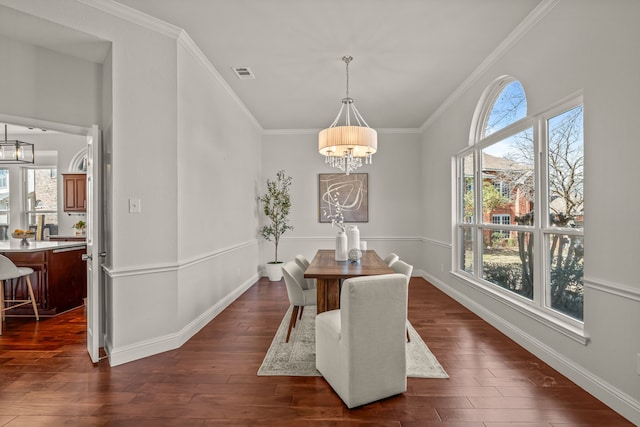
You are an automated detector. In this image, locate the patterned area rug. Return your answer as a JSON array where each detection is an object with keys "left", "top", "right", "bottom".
[{"left": 258, "top": 306, "right": 449, "bottom": 378}]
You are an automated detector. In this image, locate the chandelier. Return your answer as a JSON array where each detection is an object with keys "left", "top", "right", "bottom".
[
  {"left": 318, "top": 56, "right": 377, "bottom": 175},
  {"left": 0, "top": 124, "right": 34, "bottom": 164}
]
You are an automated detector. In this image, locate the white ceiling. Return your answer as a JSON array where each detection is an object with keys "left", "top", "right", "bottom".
[
  {"left": 2, "top": 0, "right": 544, "bottom": 131},
  {"left": 0, "top": 4, "right": 111, "bottom": 64}
]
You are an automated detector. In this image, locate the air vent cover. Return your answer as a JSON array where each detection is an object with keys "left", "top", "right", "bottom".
[{"left": 232, "top": 66, "right": 255, "bottom": 80}]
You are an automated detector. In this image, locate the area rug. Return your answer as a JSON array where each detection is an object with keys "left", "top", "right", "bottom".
[{"left": 258, "top": 306, "right": 449, "bottom": 378}]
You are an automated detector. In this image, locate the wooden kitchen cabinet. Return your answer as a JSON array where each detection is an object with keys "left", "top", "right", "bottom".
[{"left": 63, "top": 173, "right": 87, "bottom": 212}]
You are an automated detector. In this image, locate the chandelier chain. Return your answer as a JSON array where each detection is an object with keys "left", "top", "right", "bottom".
[{"left": 342, "top": 55, "right": 352, "bottom": 99}]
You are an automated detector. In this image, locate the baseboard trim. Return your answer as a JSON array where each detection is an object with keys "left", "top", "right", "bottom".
[
  {"left": 420, "top": 271, "right": 640, "bottom": 425},
  {"left": 106, "top": 273, "right": 258, "bottom": 367}
]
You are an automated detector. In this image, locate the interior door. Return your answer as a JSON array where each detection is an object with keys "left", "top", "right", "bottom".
[{"left": 85, "top": 125, "right": 102, "bottom": 363}]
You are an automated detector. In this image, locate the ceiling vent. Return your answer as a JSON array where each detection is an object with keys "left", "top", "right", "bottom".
[{"left": 232, "top": 66, "right": 255, "bottom": 80}]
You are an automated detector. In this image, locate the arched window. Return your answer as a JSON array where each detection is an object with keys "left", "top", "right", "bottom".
[
  {"left": 483, "top": 79, "right": 527, "bottom": 137},
  {"left": 455, "top": 76, "right": 585, "bottom": 336},
  {"left": 69, "top": 148, "right": 88, "bottom": 172}
]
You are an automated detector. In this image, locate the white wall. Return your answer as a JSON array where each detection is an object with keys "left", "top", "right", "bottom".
[
  {"left": 0, "top": 34, "right": 102, "bottom": 127},
  {"left": 0, "top": 0, "right": 263, "bottom": 366},
  {"left": 176, "top": 36, "right": 262, "bottom": 329},
  {"left": 420, "top": 0, "right": 640, "bottom": 423},
  {"left": 261, "top": 130, "right": 423, "bottom": 269}
]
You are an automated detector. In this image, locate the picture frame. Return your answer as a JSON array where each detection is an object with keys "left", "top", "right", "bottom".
[{"left": 318, "top": 173, "right": 368, "bottom": 223}]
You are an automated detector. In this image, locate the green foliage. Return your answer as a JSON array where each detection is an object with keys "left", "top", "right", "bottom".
[
  {"left": 483, "top": 262, "right": 533, "bottom": 299},
  {"left": 257, "top": 170, "right": 293, "bottom": 263},
  {"left": 481, "top": 181, "right": 509, "bottom": 213},
  {"left": 463, "top": 181, "right": 509, "bottom": 219}
]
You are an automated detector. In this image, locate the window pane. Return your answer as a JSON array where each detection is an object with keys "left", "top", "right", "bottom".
[
  {"left": 482, "top": 229, "right": 533, "bottom": 300},
  {"left": 484, "top": 80, "right": 527, "bottom": 137},
  {"left": 26, "top": 168, "right": 58, "bottom": 232},
  {"left": 481, "top": 129, "right": 534, "bottom": 226},
  {"left": 547, "top": 233, "right": 584, "bottom": 321},
  {"left": 548, "top": 105, "right": 584, "bottom": 228},
  {"left": 461, "top": 154, "right": 474, "bottom": 223},
  {"left": 26, "top": 168, "right": 57, "bottom": 211},
  {"left": 460, "top": 226, "right": 474, "bottom": 274}
]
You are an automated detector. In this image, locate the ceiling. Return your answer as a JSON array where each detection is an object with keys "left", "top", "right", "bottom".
[{"left": 2, "top": 0, "right": 543, "bottom": 131}]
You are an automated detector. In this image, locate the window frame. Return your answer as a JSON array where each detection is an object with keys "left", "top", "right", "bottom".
[
  {"left": 453, "top": 85, "right": 586, "bottom": 344},
  {"left": 23, "top": 166, "right": 58, "bottom": 228}
]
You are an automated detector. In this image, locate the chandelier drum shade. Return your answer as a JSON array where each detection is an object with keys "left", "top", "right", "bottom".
[
  {"left": 319, "top": 56, "right": 377, "bottom": 175},
  {"left": 0, "top": 125, "right": 34, "bottom": 164}
]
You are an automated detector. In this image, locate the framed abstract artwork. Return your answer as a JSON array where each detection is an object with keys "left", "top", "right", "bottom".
[{"left": 319, "top": 173, "right": 368, "bottom": 223}]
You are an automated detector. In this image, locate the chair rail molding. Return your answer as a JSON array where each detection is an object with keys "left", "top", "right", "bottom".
[
  {"left": 585, "top": 277, "right": 640, "bottom": 302},
  {"left": 104, "top": 239, "right": 259, "bottom": 278}
]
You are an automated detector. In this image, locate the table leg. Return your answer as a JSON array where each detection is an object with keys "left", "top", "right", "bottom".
[
  {"left": 317, "top": 279, "right": 328, "bottom": 314},
  {"left": 327, "top": 279, "right": 340, "bottom": 311},
  {"left": 316, "top": 278, "right": 340, "bottom": 314}
]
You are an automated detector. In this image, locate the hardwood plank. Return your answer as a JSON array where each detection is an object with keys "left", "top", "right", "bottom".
[{"left": 0, "top": 276, "right": 633, "bottom": 425}]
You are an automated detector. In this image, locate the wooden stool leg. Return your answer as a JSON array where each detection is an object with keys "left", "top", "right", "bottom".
[{"left": 25, "top": 276, "right": 39, "bottom": 321}]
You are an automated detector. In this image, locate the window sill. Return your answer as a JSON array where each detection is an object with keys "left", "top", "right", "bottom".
[{"left": 450, "top": 271, "right": 590, "bottom": 346}]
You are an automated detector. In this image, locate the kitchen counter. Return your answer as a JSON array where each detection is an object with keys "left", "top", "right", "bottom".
[
  {"left": 0, "top": 241, "right": 88, "bottom": 316},
  {"left": 0, "top": 240, "right": 86, "bottom": 253}
]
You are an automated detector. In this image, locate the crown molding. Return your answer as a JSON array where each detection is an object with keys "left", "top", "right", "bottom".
[
  {"left": 176, "top": 32, "right": 262, "bottom": 131},
  {"left": 77, "top": 0, "right": 263, "bottom": 132},
  {"left": 77, "top": 0, "right": 182, "bottom": 38},
  {"left": 262, "top": 127, "right": 421, "bottom": 136},
  {"left": 420, "top": 0, "right": 560, "bottom": 132}
]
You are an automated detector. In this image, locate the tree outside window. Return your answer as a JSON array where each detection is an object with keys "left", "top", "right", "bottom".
[{"left": 457, "top": 77, "right": 584, "bottom": 322}]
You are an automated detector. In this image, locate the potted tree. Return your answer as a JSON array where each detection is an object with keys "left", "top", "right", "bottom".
[{"left": 257, "top": 170, "right": 293, "bottom": 281}]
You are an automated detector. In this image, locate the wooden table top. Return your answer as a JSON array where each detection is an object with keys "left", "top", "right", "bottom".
[{"left": 304, "top": 249, "right": 394, "bottom": 279}]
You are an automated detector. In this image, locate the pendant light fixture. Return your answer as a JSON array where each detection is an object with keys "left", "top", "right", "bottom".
[
  {"left": 0, "top": 125, "right": 34, "bottom": 164},
  {"left": 319, "top": 56, "right": 377, "bottom": 175}
]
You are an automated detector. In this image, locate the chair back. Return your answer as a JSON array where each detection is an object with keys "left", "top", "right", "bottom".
[
  {"left": 340, "top": 274, "right": 408, "bottom": 360},
  {"left": 294, "top": 254, "right": 310, "bottom": 270},
  {"left": 282, "top": 261, "right": 307, "bottom": 306},
  {"left": 383, "top": 253, "right": 399, "bottom": 266},
  {"left": 391, "top": 260, "right": 413, "bottom": 281},
  {"left": 0, "top": 254, "right": 21, "bottom": 281}
]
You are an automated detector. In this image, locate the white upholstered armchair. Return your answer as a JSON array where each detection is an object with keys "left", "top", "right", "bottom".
[
  {"left": 282, "top": 261, "right": 317, "bottom": 342},
  {"left": 315, "top": 273, "right": 408, "bottom": 408}
]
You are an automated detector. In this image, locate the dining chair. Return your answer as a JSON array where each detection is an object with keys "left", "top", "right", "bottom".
[
  {"left": 281, "top": 261, "right": 317, "bottom": 342},
  {"left": 294, "top": 254, "right": 316, "bottom": 290},
  {"left": 391, "top": 259, "right": 413, "bottom": 342},
  {"left": 383, "top": 253, "right": 399, "bottom": 266},
  {"left": 0, "top": 254, "right": 39, "bottom": 335},
  {"left": 316, "top": 273, "right": 408, "bottom": 408}
]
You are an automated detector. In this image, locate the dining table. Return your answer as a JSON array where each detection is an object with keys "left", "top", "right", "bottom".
[{"left": 303, "top": 249, "right": 394, "bottom": 313}]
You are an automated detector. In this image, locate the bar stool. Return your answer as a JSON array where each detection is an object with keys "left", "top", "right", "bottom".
[{"left": 0, "top": 254, "right": 39, "bottom": 335}]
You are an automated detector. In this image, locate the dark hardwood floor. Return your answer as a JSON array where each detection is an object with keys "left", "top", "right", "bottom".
[{"left": 0, "top": 277, "right": 633, "bottom": 426}]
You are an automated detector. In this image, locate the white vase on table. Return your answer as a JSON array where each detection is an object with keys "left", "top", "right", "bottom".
[
  {"left": 335, "top": 231, "right": 348, "bottom": 261},
  {"left": 347, "top": 225, "right": 360, "bottom": 253}
]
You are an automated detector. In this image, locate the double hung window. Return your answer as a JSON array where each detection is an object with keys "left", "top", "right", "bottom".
[
  {"left": 24, "top": 167, "right": 58, "bottom": 230},
  {"left": 455, "top": 77, "right": 584, "bottom": 331}
]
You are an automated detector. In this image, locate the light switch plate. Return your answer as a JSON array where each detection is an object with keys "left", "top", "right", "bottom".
[{"left": 129, "top": 198, "right": 141, "bottom": 214}]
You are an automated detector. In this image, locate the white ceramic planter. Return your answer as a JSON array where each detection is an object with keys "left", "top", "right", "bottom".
[{"left": 266, "top": 262, "right": 283, "bottom": 281}]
